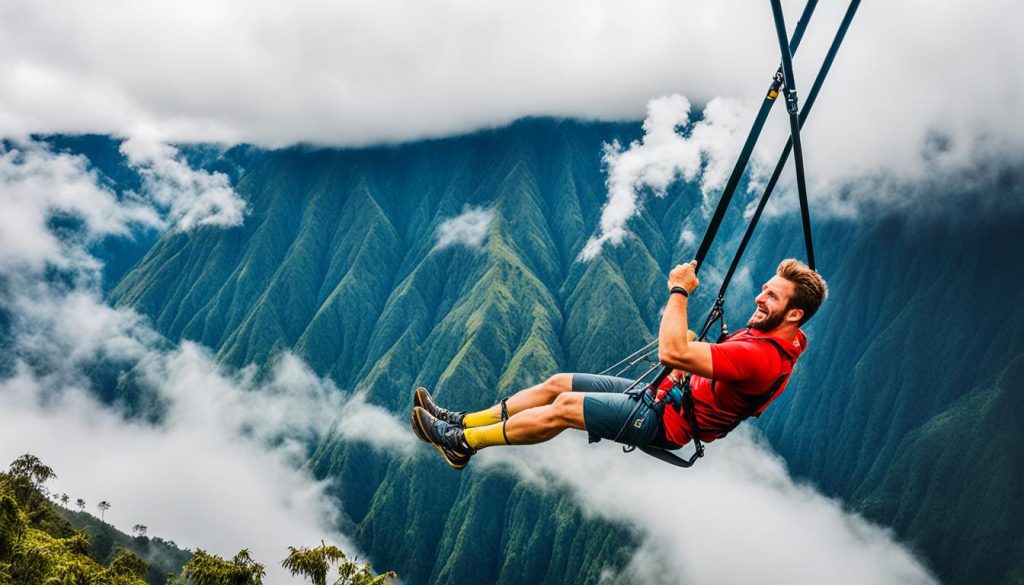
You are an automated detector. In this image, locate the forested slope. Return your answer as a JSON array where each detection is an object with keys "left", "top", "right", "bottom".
[{"left": 61, "top": 118, "right": 1024, "bottom": 585}]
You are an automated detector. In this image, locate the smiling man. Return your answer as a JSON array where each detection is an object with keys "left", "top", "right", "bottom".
[{"left": 411, "top": 258, "right": 828, "bottom": 469}]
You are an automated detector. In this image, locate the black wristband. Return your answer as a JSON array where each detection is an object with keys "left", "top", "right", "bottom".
[{"left": 670, "top": 286, "right": 689, "bottom": 298}]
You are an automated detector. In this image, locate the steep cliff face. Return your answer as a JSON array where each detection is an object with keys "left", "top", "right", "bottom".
[{"left": 79, "top": 119, "right": 1024, "bottom": 585}]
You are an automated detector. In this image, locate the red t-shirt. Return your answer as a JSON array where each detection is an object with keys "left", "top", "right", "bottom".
[{"left": 660, "top": 328, "right": 807, "bottom": 447}]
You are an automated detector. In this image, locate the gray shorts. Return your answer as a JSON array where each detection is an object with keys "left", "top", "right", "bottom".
[{"left": 572, "top": 373, "right": 665, "bottom": 447}]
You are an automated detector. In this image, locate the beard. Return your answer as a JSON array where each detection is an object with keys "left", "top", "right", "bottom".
[{"left": 747, "top": 306, "right": 786, "bottom": 331}]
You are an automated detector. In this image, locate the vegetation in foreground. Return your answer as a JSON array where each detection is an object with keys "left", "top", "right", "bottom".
[{"left": 0, "top": 454, "right": 397, "bottom": 585}]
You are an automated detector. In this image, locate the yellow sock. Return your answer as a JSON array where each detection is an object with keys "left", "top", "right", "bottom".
[
  {"left": 462, "top": 407, "right": 502, "bottom": 428},
  {"left": 464, "top": 422, "right": 510, "bottom": 449}
]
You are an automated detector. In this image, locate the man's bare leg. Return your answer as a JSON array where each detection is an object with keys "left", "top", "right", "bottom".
[
  {"left": 463, "top": 391, "right": 585, "bottom": 449},
  {"left": 502, "top": 392, "right": 586, "bottom": 444},
  {"left": 462, "top": 373, "right": 573, "bottom": 427},
  {"left": 412, "top": 379, "right": 588, "bottom": 469}
]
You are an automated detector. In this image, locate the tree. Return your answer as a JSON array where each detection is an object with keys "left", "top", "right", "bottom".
[
  {"left": 60, "top": 493, "right": 69, "bottom": 509},
  {"left": 7, "top": 454, "right": 56, "bottom": 487},
  {"left": 97, "top": 500, "right": 111, "bottom": 522},
  {"left": 282, "top": 542, "right": 345, "bottom": 585},
  {"left": 334, "top": 559, "right": 395, "bottom": 585},
  {"left": 0, "top": 493, "right": 25, "bottom": 557},
  {"left": 64, "top": 531, "right": 91, "bottom": 555},
  {"left": 181, "top": 548, "right": 265, "bottom": 585},
  {"left": 108, "top": 549, "right": 149, "bottom": 579},
  {"left": 76, "top": 498, "right": 86, "bottom": 512},
  {"left": 132, "top": 524, "right": 148, "bottom": 538},
  {"left": 282, "top": 542, "right": 396, "bottom": 585}
]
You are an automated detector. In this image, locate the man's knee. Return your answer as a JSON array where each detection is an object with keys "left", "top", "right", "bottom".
[
  {"left": 544, "top": 373, "right": 573, "bottom": 395},
  {"left": 551, "top": 392, "right": 585, "bottom": 429}
]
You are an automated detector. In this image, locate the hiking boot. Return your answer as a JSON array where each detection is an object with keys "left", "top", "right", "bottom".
[
  {"left": 412, "top": 406, "right": 475, "bottom": 469},
  {"left": 414, "top": 387, "right": 466, "bottom": 428}
]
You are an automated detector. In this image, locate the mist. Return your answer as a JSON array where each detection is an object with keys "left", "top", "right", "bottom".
[
  {"left": 477, "top": 430, "right": 937, "bottom": 585},
  {"left": 0, "top": 139, "right": 413, "bottom": 582}
]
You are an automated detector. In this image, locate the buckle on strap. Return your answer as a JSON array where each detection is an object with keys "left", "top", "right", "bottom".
[{"left": 624, "top": 384, "right": 647, "bottom": 399}]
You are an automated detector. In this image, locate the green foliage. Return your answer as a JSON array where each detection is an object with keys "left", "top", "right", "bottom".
[
  {"left": 109, "top": 549, "right": 149, "bottom": 579},
  {"left": 282, "top": 542, "right": 343, "bottom": 585},
  {"left": 181, "top": 549, "right": 265, "bottom": 585},
  {"left": 333, "top": 559, "right": 394, "bottom": 585},
  {"left": 60, "top": 506, "right": 192, "bottom": 583},
  {"left": 282, "top": 542, "right": 395, "bottom": 585},
  {"left": 64, "top": 531, "right": 90, "bottom": 556},
  {"left": 8, "top": 454, "right": 56, "bottom": 488},
  {"left": 0, "top": 494, "right": 24, "bottom": 559},
  {"left": 0, "top": 465, "right": 147, "bottom": 585}
]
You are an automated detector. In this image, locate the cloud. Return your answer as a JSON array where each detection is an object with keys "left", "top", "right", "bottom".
[
  {"left": 0, "top": 141, "right": 414, "bottom": 582},
  {"left": 0, "top": 285, "right": 415, "bottom": 583},
  {"left": 121, "top": 136, "right": 247, "bottom": 232},
  {"left": 579, "top": 95, "right": 755, "bottom": 260},
  {"left": 433, "top": 206, "right": 494, "bottom": 251},
  {"left": 0, "top": 136, "right": 246, "bottom": 285},
  {"left": 477, "top": 429, "right": 937, "bottom": 585},
  {"left": 0, "top": 0, "right": 1020, "bottom": 207},
  {"left": 0, "top": 141, "right": 160, "bottom": 275}
]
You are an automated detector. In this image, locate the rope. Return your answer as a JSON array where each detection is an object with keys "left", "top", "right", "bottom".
[
  {"left": 645, "top": 0, "right": 821, "bottom": 396},
  {"left": 596, "top": 338, "right": 659, "bottom": 377},
  {"left": 602, "top": 0, "right": 862, "bottom": 469},
  {"left": 770, "top": 0, "right": 815, "bottom": 270},
  {"left": 717, "top": 0, "right": 862, "bottom": 299},
  {"left": 692, "top": 0, "right": 820, "bottom": 270}
]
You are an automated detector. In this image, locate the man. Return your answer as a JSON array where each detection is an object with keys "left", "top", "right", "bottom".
[{"left": 411, "top": 258, "right": 827, "bottom": 469}]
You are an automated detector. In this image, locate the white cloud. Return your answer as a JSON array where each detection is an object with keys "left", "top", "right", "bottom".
[
  {"left": 0, "top": 0, "right": 1020, "bottom": 207},
  {"left": 678, "top": 228, "right": 697, "bottom": 247},
  {"left": 121, "top": 136, "right": 247, "bottom": 232},
  {"left": 0, "top": 142, "right": 160, "bottom": 275},
  {"left": 0, "top": 137, "right": 246, "bottom": 287},
  {"left": 580, "top": 95, "right": 756, "bottom": 261},
  {"left": 0, "top": 291, "right": 415, "bottom": 582},
  {"left": 433, "top": 206, "right": 494, "bottom": 251},
  {"left": 477, "top": 429, "right": 937, "bottom": 585},
  {"left": 1, "top": 355, "right": 346, "bottom": 583},
  {"left": 0, "top": 142, "right": 413, "bottom": 582}
]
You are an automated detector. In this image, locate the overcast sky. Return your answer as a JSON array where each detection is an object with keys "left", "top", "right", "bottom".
[
  {"left": 0, "top": 0, "right": 1020, "bottom": 163},
  {"left": 1, "top": 0, "right": 1019, "bottom": 228}
]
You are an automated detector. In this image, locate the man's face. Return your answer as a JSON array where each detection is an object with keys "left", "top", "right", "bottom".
[{"left": 747, "top": 275, "right": 797, "bottom": 331}]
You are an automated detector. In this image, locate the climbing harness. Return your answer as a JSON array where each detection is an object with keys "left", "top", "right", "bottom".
[{"left": 603, "top": 0, "right": 862, "bottom": 468}]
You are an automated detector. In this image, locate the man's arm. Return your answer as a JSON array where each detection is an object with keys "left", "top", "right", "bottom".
[{"left": 658, "top": 261, "right": 714, "bottom": 378}]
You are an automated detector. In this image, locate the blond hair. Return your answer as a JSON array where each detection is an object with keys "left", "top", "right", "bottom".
[{"left": 777, "top": 259, "right": 828, "bottom": 325}]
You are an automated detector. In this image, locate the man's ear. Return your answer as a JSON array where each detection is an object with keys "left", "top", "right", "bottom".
[{"left": 785, "top": 307, "right": 804, "bottom": 324}]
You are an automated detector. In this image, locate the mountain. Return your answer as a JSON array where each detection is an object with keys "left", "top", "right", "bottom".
[{"left": 50, "top": 119, "right": 1024, "bottom": 585}]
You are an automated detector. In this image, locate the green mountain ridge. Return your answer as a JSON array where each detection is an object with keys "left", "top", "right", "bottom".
[{"left": 46, "top": 119, "right": 1024, "bottom": 584}]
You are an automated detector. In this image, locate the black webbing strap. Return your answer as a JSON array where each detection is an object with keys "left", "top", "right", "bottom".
[
  {"left": 499, "top": 398, "right": 512, "bottom": 444},
  {"left": 615, "top": 0, "right": 861, "bottom": 470},
  {"left": 716, "top": 0, "right": 862, "bottom": 300},
  {"left": 770, "top": 0, "right": 815, "bottom": 270},
  {"left": 692, "top": 0, "right": 819, "bottom": 271},
  {"left": 647, "top": 0, "right": 819, "bottom": 395},
  {"left": 500, "top": 398, "right": 510, "bottom": 421},
  {"left": 637, "top": 375, "right": 704, "bottom": 467}
]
